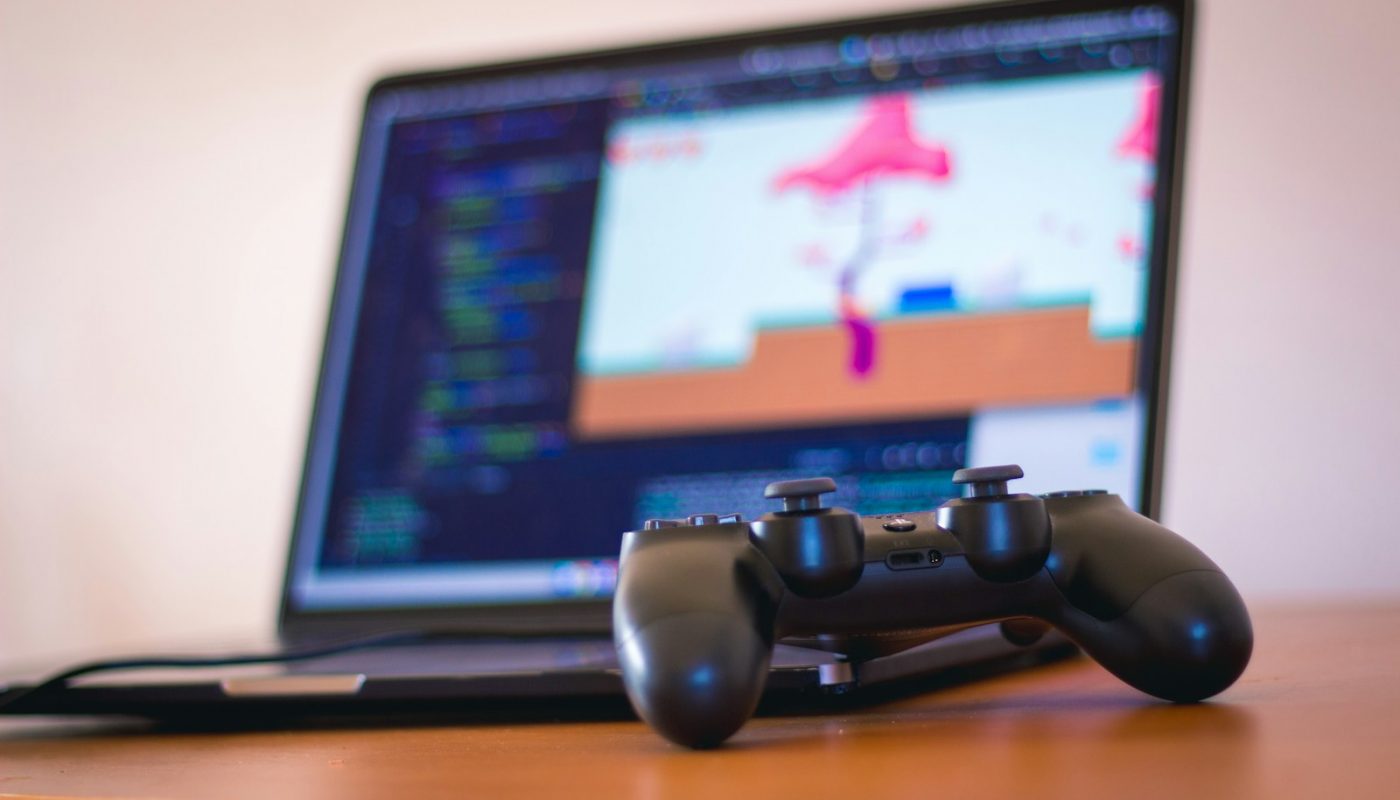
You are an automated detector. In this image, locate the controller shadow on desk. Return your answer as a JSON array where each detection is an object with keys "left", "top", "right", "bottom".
[
  {"left": 727, "top": 679, "right": 1259, "bottom": 752},
  {"left": 755, "top": 640, "right": 1082, "bottom": 720},
  {"left": 662, "top": 702, "right": 1259, "bottom": 760}
]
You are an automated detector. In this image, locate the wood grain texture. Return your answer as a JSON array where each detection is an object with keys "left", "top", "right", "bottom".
[{"left": 2, "top": 601, "right": 1398, "bottom": 799}]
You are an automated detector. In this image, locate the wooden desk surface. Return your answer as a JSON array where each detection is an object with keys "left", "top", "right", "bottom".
[{"left": 2, "top": 601, "right": 1398, "bottom": 799}]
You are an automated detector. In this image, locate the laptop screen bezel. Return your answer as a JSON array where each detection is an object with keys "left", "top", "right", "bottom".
[{"left": 278, "top": 0, "right": 1194, "bottom": 642}]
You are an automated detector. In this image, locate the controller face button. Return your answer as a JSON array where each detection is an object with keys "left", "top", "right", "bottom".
[
  {"left": 881, "top": 517, "right": 917, "bottom": 532},
  {"left": 928, "top": 549, "right": 944, "bottom": 566},
  {"left": 1040, "top": 489, "right": 1109, "bottom": 498},
  {"left": 718, "top": 513, "right": 745, "bottom": 524},
  {"left": 643, "top": 518, "right": 682, "bottom": 531},
  {"left": 686, "top": 514, "right": 720, "bottom": 526}
]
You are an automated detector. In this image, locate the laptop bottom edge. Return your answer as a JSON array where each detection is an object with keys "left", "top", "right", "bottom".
[{"left": 0, "top": 625, "right": 1077, "bottom": 727}]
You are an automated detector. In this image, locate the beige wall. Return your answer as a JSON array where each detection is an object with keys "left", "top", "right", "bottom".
[{"left": 2, "top": 0, "right": 1398, "bottom": 666}]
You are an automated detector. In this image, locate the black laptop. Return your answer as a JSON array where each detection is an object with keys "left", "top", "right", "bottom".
[{"left": 0, "top": 0, "right": 1192, "bottom": 720}]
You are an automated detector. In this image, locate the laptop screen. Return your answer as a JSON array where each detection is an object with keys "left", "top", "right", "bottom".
[{"left": 287, "top": 0, "right": 1186, "bottom": 613}]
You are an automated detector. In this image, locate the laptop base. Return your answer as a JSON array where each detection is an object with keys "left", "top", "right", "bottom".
[{"left": 0, "top": 626, "right": 1075, "bottom": 725}]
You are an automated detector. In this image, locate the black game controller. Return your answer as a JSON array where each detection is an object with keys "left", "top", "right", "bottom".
[{"left": 612, "top": 465, "right": 1253, "bottom": 748}]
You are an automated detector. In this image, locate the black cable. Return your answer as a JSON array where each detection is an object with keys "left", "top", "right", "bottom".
[{"left": 0, "top": 630, "right": 433, "bottom": 714}]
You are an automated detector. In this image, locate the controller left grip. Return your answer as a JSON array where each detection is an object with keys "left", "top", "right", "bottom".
[
  {"left": 615, "top": 611, "right": 773, "bottom": 748},
  {"left": 613, "top": 531, "right": 783, "bottom": 748}
]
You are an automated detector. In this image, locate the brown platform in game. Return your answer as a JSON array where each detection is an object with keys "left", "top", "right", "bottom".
[{"left": 572, "top": 305, "right": 1134, "bottom": 439}]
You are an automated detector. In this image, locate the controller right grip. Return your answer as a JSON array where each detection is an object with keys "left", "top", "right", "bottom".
[{"left": 1056, "top": 569, "right": 1253, "bottom": 702}]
